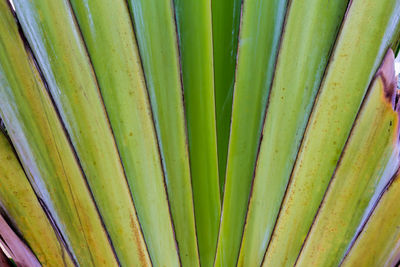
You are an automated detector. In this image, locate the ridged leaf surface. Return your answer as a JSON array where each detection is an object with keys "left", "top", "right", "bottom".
[
  {"left": 238, "top": 1, "right": 349, "bottom": 265},
  {"left": 68, "top": 0, "right": 179, "bottom": 265},
  {"left": 215, "top": 0, "right": 288, "bottom": 265},
  {"left": 297, "top": 50, "right": 400, "bottom": 267},
  {"left": 12, "top": 0, "right": 150, "bottom": 265},
  {"left": 263, "top": 0, "right": 400, "bottom": 265},
  {"left": 342, "top": 169, "right": 400, "bottom": 266},
  {"left": 174, "top": 0, "right": 220, "bottom": 266},
  {"left": 0, "top": 130, "right": 74, "bottom": 266},
  {"left": 126, "top": 0, "right": 199, "bottom": 265},
  {"left": 0, "top": 3, "right": 118, "bottom": 265}
]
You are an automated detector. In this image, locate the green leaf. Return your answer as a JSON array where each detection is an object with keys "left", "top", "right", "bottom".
[
  {"left": 214, "top": 0, "right": 288, "bottom": 266},
  {"left": 174, "top": 0, "right": 220, "bottom": 266},
  {"left": 297, "top": 49, "right": 400, "bottom": 267},
  {"left": 212, "top": 0, "right": 242, "bottom": 193},
  {"left": 12, "top": 0, "right": 151, "bottom": 265},
  {"left": 341, "top": 169, "right": 400, "bottom": 266},
  {"left": 0, "top": 129, "right": 74, "bottom": 266},
  {"left": 126, "top": 1, "right": 199, "bottom": 266},
  {"left": 0, "top": 2, "right": 118, "bottom": 265},
  {"left": 67, "top": 0, "right": 179, "bottom": 265},
  {"left": 238, "top": 1, "right": 349, "bottom": 265},
  {"left": 263, "top": 0, "right": 400, "bottom": 266}
]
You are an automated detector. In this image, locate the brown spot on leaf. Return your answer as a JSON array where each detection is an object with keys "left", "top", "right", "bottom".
[
  {"left": 129, "top": 215, "right": 149, "bottom": 266},
  {"left": 376, "top": 49, "right": 396, "bottom": 107}
]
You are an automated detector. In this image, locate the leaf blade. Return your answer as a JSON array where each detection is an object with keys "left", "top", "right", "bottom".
[
  {"left": 0, "top": 129, "right": 75, "bottom": 267},
  {"left": 237, "top": 1, "right": 349, "bottom": 265},
  {"left": 0, "top": 2, "right": 118, "bottom": 265},
  {"left": 126, "top": 0, "right": 199, "bottom": 265},
  {"left": 263, "top": 1, "right": 400, "bottom": 265},
  {"left": 12, "top": 0, "right": 151, "bottom": 264},
  {"left": 68, "top": 0, "right": 180, "bottom": 265},
  {"left": 341, "top": 169, "right": 400, "bottom": 266},
  {"left": 212, "top": 0, "right": 242, "bottom": 193},
  {"left": 174, "top": 0, "right": 221, "bottom": 266},
  {"left": 215, "top": 0, "right": 288, "bottom": 265},
  {"left": 297, "top": 50, "right": 400, "bottom": 267}
]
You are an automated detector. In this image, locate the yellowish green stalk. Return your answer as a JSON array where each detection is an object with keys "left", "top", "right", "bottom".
[
  {"left": 341, "top": 170, "right": 400, "bottom": 267},
  {"left": 215, "top": 0, "right": 288, "bottom": 266},
  {"left": 0, "top": 130, "right": 74, "bottom": 266},
  {"left": 238, "top": 1, "right": 349, "bottom": 265},
  {"left": 68, "top": 0, "right": 179, "bottom": 265},
  {"left": 263, "top": 0, "right": 400, "bottom": 266},
  {"left": 12, "top": 0, "right": 151, "bottom": 265},
  {"left": 0, "top": 1, "right": 118, "bottom": 265},
  {"left": 297, "top": 49, "right": 400, "bottom": 267},
  {"left": 126, "top": 1, "right": 199, "bottom": 266}
]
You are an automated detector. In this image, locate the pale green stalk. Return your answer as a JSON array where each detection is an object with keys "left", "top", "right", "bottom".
[
  {"left": 12, "top": 0, "right": 151, "bottom": 265},
  {"left": 238, "top": 1, "right": 349, "bottom": 265},
  {"left": 68, "top": 0, "right": 179, "bottom": 265},
  {"left": 0, "top": 129, "right": 74, "bottom": 266},
  {"left": 0, "top": 2, "right": 118, "bottom": 265},
  {"left": 341, "top": 170, "right": 400, "bottom": 267},
  {"left": 215, "top": 0, "right": 288, "bottom": 265},
  {"left": 297, "top": 50, "right": 400, "bottom": 267},
  {"left": 126, "top": 0, "right": 199, "bottom": 265},
  {"left": 263, "top": 0, "right": 400, "bottom": 265}
]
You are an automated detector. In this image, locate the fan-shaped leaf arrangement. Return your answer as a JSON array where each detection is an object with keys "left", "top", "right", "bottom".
[{"left": 0, "top": 0, "right": 399, "bottom": 266}]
